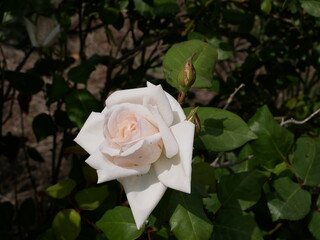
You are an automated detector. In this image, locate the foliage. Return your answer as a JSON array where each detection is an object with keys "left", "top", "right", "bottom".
[{"left": 1, "top": 0, "right": 320, "bottom": 240}]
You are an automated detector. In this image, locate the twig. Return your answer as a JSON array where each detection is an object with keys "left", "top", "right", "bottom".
[
  {"left": 211, "top": 154, "right": 254, "bottom": 168},
  {"left": 223, "top": 83, "right": 245, "bottom": 110},
  {"left": 211, "top": 152, "right": 225, "bottom": 167},
  {"left": 280, "top": 108, "right": 320, "bottom": 126}
]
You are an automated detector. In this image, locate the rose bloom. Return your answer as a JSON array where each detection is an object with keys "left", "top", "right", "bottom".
[
  {"left": 25, "top": 16, "right": 60, "bottom": 48},
  {"left": 74, "top": 82, "right": 195, "bottom": 228}
]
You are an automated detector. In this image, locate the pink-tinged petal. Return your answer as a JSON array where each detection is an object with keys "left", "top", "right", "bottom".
[
  {"left": 154, "top": 121, "right": 195, "bottom": 193},
  {"left": 74, "top": 112, "right": 105, "bottom": 155},
  {"left": 150, "top": 106, "right": 178, "bottom": 158},
  {"left": 24, "top": 18, "right": 38, "bottom": 47},
  {"left": 86, "top": 150, "right": 150, "bottom": 183},
  {"left": 105, "top": 85, "right": 173, "bottom": 126},
  {"left": 118, "top": 168, "right": 167, "bottom": 229},
  {"left": 147, "top": 82, "right": 186, "bottom": 125}
]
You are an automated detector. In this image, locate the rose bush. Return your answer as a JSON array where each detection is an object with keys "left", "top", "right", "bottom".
[{"left": 74, "top": 82, "right": 195, "bottom": 228}]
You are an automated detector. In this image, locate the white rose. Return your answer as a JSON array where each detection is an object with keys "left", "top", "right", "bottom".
[
  {"left": 74, "top": 82, "right": 195, "bottom": 228},
  {"left": 24, "top": 16, "right": 60, "bottom": 48}
]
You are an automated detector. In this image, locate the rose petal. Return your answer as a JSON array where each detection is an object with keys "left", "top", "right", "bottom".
[
  {"left": 147, "top": 82, "right": 186, "bottom": 125},
  {"left": 74, "top": 112, "right": 105, "bottom": 155},
  {"left": 154, "top": 121, "right": 195, "bottom": 193},
  {"left": 86, "top": 150, "right": 150, "bottom": 183},
  {"left": 149, "top": 106, "right": 178, "bottom": 158},
  {"left": 118, "top": 168, "right": 167, "bottom": 229},
  {"left": 43, "top": 24, "right": 60, "bottom": 47},
  {"left": 24, "top": 18, "right": 38, "bottom": 47},
  {"left": 105, "top": 85, "right": 173, "bottom": 126}
]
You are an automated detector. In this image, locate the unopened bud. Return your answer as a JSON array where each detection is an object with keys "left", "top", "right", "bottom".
[
  {"left": 177, "top": 53, "right": 197, "bottom": 92},
  {"left": 186, "top": 107, "right": 201, "bottom": 136}
]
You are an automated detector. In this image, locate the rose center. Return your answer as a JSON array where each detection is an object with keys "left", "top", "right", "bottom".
[{"left": 119, "top": 120, "right": 137, "bottom": 140}]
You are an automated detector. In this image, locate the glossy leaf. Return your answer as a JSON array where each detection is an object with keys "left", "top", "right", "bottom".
[
  {"left": 203, "top": 193, "right": 221, "bottom": 214},
  {"left": 300, "top": 0, "right": 320, "bottom": 17},
  {"left": 134, "top": 0, "right": 155, "bottom": 19},
  {"left": 75, "top": 185, "right": 108, "bottom": 211},
  {"left": 52, "top": 209, "right": 81, "bottom": 240},
  {"left": 163, "top": 40, "right": 218, "bottom": 91},
  {"left": 65, "top": 89, "right": 101, "bottom": 128},
  {"left": 290, "top": 136, "right": 320, "bottom": 186},
  {"left": 309, "top": 211, "right": 320, "bottom": 240},
  {"left": 32, "top": 113, "right": 55, "bottom": 142},
  {"left": 267, "top": 177, "right": 311, "bottom": 221},
  {"left": 186, "top": 107, "right": 257, "bottom": 152},
  {"left": 169, "top": 191, "right": 213, "bottom": 240},
  {"left": 212, "top": 208, "right": 263, "bottom": 240},
  {"left": 218, "top": 171, "right": 267, "bottom": 210},
  {"left": 45, "top": 179, "right": 76, "bottom": 199},
  {"left": 96, "top": 206, "right": 143, "bottom": 240},
  {"left": 47, "top": 75, "right": 69, "bottom": 104},
  {"left": 248, "top": 105, "right": 294, "bottom": 168},
  {"left": 67, "top": 62, "right": 95, "bottom": 84}
]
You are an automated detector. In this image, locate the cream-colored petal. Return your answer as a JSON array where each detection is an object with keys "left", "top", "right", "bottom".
[
  {"left": 43, "top": 24, "right": 60, "bottom": 46},
  {"left": 105, "top": 85, "right": 173, "bottom": 126},
  {"left": 24, "top": 18, "right": 38, "bottom": 47},
  {"left": 74, "top": 112, "right": 104, "bottom": 155},
  {"left": 150, "top": 106, "right": 178, "bottom": 158},
  {"left": 154, "top": 121, "right": 195, "bottom": 193},
  {"left": 118, "top": 168, "right": 167, "bottom": 229},
  {"left": 147, "top": 82, "right": 186, "bottom": 125},
  {"left": 85, "top": 150, "right": 150, "bottom": 183}
]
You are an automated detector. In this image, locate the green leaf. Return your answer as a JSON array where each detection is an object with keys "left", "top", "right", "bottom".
[
  {"left": 52, "top": 209, "right": 81, "bottom": 240},
  {"left": 261, "top": 0, "right": 272, "bottom": 14},
  {"left": 27, "top": 146, "right": 45, "bottom": 162},
  {"left": 192, "top": 162, "right": 216, "bottom": 192},
  {"left": 217, "top": 171, "right": 267, "bottom": 210},
  {"left": 45, "top": 179, "right": 76, "bottom": 199},
  {"left": 37, "top": 228, "right": 55, "bottom": 240},
  {"left": 96, "top": 206, "right": 143, "bottom": 240},
  {"left": 290, "top": 136, "right": 320, "bottom": 186},
  {"left": 212, "top": 208, "right": 263, "bottom": 240},
  {"left": 163, "top": 40, "right": 218, "bottom": 91},
  {"left": 186, "top": 107, "right": 257, "bottom": 152},
  {"left": 65, "top": 89, "right": 101, "bottom": 128},
  {"left": 300, "top": 0, "right": 320, "bottom": 17},
  {"left": 169, "top": 191, "right": 213, "bottom": 240},
  {"left": 203, "top": 193, "right": 221, "bottom": 214},
  {"left": 248, "top": 105, "right": 294, "bottom": 168},
  {"left": 67, "top": 62, "right": 95, "bottom": 84},
  {"left": 5, "top": 71, "right": 43, "bottom": 94},
  {"left": 267, "top": 177, "right": 311, "bottom": 221},
  {"left": 154, "top": 0, "right": 178, "bottom": 17},
  {"left": 32, "top": 113, "right": 55, "bottom": 142},
  {"left": 133, "top": 0, "right": 155, "bottom": 19},
  {"left": 208, "top": 38, "right": 233, "bottom": 60},
  {"left": 75, "top": 185, "right": 108, "bottom": 211},
  {"left": 309, "top": 211, "right": 320, "bottom": 240},
  {"left": 47, "top": 75, "right": 69, "bottom": 104}
]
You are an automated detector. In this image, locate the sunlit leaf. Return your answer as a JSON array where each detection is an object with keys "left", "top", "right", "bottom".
[
  {"left": 96, "top": 206, "right": 143, "bottom": 240},
  {"left": 52, "top": 209, "right": 81, "bottom": 240},
  {"left": 300, "top": 0, "right": 320, "bottom": 17},
  {"left": 45, "top": 179, "right": 76, "bottom": 199}
]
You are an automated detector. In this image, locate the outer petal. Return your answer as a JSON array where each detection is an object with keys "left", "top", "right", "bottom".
[
  {"left": 43, "top": 24, "right": 60, "bottom": 47},
  {"left": 74, "top": 112, "right": 105, "bottom": 155},
  {"left": 147, "top": 82, "right": 186, "bottom": 125},
  {"left": 86, "top": 150, "right": 150, "bottom": 183},
  {"left": 105, "top": 85, "right": 173, "bottom": 126},
  {"left": 150, "top": 106, "right": 178, "bottom": 158},
  {"left": 118, "top": 168, "right": 167, "bottom": 229},
  {"left": 24, "top": 18, "right": 38, "bottom": 47},
  {"left": 153, "top": 121, "right": 195, "bottom": 193}
]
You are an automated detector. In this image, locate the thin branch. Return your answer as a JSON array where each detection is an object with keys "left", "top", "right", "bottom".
[
  {"left": 280, "top": 108, "right": 320, "bottom": 126},
  {"left": 223, "top": 83, "right": 245, "bottom": 110},
  {"left": 211, "top": 154, "right": 254, "bottom": 168},
  {"left": 211, "top": 152, "right": 225, "bottom": 167}
]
